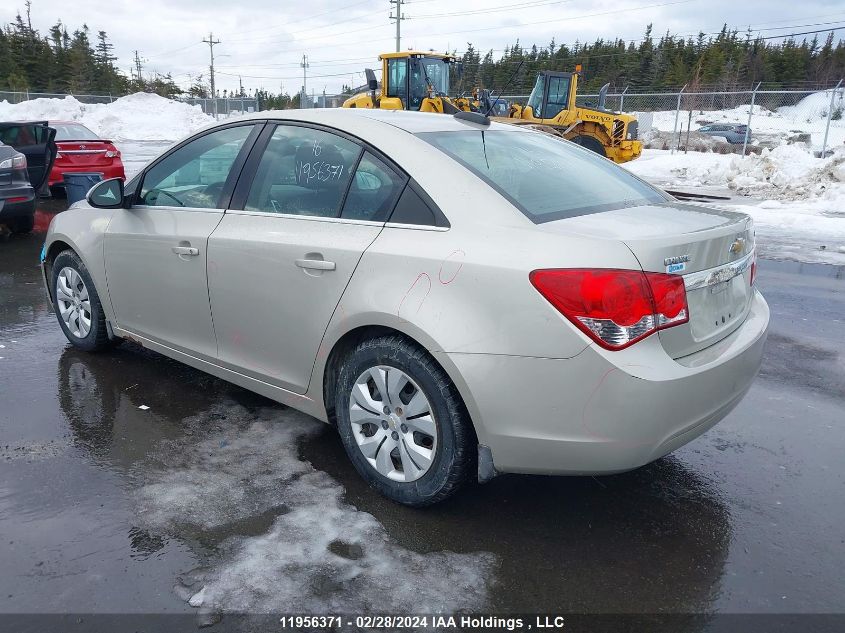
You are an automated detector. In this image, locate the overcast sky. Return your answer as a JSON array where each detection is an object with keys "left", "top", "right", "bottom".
[{"left": 4, "top": 0, "right": 844, "bottom": 95}]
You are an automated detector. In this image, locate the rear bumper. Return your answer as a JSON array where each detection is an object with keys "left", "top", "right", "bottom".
[
  {"left": 49, "top": 163, "right": 125, "bottom": 187},
  {"left": 0, "top": 186, "right": 36, "bottom": 220},
  {"left": 443, "top": 289, "right": 769, "bottom": 475}
]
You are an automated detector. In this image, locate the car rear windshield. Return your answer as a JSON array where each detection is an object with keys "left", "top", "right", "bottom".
[
  {"left": 53, "top": 123, "right": 100, "bottom": 141},
  {"left": 417, "top": 129, "right": 668, "bottom": 223}
]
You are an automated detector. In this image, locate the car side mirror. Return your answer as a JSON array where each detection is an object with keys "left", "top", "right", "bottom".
[{"left": 86, "top": 177, "right": 125, "bottom": 209}]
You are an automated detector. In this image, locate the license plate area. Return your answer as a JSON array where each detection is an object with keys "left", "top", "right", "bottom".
[{"left": 687, "top": 274, "right": 751, "bottom": 341}]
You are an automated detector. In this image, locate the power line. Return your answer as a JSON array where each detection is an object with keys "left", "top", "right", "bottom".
[
  {"left": 409, "top": 0, "right": 577, "bottom": 20},
  {"left": 759, "top": 26, "right": 845, "bottom": 40}
]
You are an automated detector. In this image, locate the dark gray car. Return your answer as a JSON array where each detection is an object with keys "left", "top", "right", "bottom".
[
  {"left": 697, "top": 123, "right": 750, "bottom": 144},
  {"left": 0, "top": 121, "right": 57, "bottom": 234}
]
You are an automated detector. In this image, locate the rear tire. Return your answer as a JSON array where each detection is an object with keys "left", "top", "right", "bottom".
[
  {"left": 51, "top": 250, "right": 113, "bottom": 352},
  {"left": 335, "top": 335, "right": 475, "bottom": 506},
  {"left": 571, "top": 134, "right": 607, "bottom": 157},
  {"left": 9, "top": 214, "right": 34, "bottom": 234}
]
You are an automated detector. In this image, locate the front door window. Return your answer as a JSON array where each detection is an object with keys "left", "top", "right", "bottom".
[{"left": 139, "top": 125, "right": 254, "bottom": 209}]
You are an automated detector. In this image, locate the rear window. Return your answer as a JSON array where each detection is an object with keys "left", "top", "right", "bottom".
[
  {"left": 417, "top": 129, "right": 667, "bottom": 223},
  {"left": 53, "top": 123, "right": 100, "bottom": 141}
]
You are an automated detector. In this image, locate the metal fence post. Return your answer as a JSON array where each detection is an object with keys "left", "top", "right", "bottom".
[
  {"left": 821, "top": 79, "right": 843, "bottom": 158},
  {"left": 742, "top": 82, "right": 761, "bottom": 157},
  {"left": 619, "top": 86, "right": 629, "bottom": 112},
  {"left": 670, "top": 84, "right": 687, "bottom": 155}
]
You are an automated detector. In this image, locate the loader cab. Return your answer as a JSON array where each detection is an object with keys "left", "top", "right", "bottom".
[
  {"left": 526, "top": 71, "right": 575, "bottom": 120},
  {"left": 382, "top": 52, "right": 453, "bottom": 111}
]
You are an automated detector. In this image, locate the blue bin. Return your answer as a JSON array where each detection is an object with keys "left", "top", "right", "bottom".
[{"left": 63, "top": 172, "right": 104, "bottom": 205}]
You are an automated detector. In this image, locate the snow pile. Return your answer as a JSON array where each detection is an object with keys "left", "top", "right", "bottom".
[
  {"left": 627, "top": 145, "right": 845, "bottom": 198},
  {"left": 0, "top": 92, "right": 213, "bottom": 142},
  {"left": 728, "top": 144, "right": 845, "bottom": 198},
  {"left": 626, "top": 147, "right": 845, "bottom": 263},
  {"left": 136, "top": 402, "right": 495, "bottom": 616}
]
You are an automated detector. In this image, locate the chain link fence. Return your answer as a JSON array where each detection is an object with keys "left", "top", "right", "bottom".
[
  {"left": 503, "top": 82, "right": 845, "bottom": 156},
  {"left": 180, "top": 96, "right": 259, "bottom": 117},
  {"left": 5, "top": 86, "right": 844, "bottom": 155},
  {"left": 0, "top": 90, "right": 118, "bottom": 105}
]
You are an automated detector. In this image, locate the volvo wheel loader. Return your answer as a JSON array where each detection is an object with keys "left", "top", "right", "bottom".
[
  {"left": 498, "top": 69, "right": 642, "bottom": 163},
  {"left": 343, "top": 53, "right": 641, "bottom": 163}
]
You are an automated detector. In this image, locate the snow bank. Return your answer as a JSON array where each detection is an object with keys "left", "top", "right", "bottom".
[
  {"left": 627, "top": 145, "right": 845, "bottom": 198},
  {"left": 626, "top": 147, "right": 845, "bottom": 264},
  {"left": 0, "top": 92, "right": 213, "bottom": 142}
]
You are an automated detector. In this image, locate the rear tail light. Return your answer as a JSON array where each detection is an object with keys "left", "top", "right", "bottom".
[
  {"left": 530, "top": 269, "right": 689, "bottom": 350},
  {"left": 0, "top": 153, "right": 27, "bottom": 170},
  {"left": 105, "top": 150, "right": 120, "bottom": 158}
]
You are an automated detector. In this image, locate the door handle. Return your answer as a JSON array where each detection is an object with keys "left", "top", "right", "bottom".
[
  {"left": 295, "top": 258, "right": 336, "bottom": 271},
  {"left": 172, "top": 246, "right": 199, "bottom": 256}
]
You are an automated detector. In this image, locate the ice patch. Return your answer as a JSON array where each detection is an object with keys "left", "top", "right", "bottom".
[{"left": 136, "top": 403, "right": 495, "bottom": 614}]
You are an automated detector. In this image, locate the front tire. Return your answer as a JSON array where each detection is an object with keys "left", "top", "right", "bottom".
[
  {"left": 335, "top": 335, "right": 475, "bottom": 506},
  {"left": 9, "top": 214, "right": 35, "bottom": 234},
  {"left": 571, "top": 134, "right": 607, "bottom": 157},
  {"left": 51, "top": 250, "right": 112, "bottom": 352}
]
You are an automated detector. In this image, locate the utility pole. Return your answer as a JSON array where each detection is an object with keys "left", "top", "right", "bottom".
[
  {"left": 301, "top": 53, "right": 309, "bottom": 108},
  {"left": 203, "top": 32, "right": 221, "bottom": 119},
  {"left": 133, "top": 50, "right": 144, "bottom": 87},
  {"left": 239, "top": 75, "right": 244, "bottom": 98},
  {"left": 389, "top": 0, "right": 404, "bottom": 52}
]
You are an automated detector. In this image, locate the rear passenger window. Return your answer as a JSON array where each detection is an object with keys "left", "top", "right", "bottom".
[
  {"left": 389, "top": 184, "right": 445, "bottom": 227},
  {"left": 341, "top": 152, "right": 406, "bottom": 222},
  {"left": 245, "top": 125, "right": 360, "bottom": 217}
]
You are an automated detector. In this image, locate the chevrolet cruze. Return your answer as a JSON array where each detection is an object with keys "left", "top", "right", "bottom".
[{"left": 40, "top": 109, "right": 769, "bottom": 506}]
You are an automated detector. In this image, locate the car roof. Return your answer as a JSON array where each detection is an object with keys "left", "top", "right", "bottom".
[
  {"left": 236, "top": 108, "right": 516, "bottom": 134},
  {"left": 50, "top": 120, "right": 92, "bottom": 126}
]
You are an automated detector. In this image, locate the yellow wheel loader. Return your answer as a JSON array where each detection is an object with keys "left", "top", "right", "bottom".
[
  {"left": 342, "top": 51, "right": 471, "bottom": 114},
  {"left": 498, "top": 70, "right": 642, "bottom": 163},
  {"left": 343, "top": 53, "right": 641, "bottom": 164}
]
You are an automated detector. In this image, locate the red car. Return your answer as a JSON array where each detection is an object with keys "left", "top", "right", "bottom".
[{"left": 48, "top": 121, "right": 125, "bottom": 189}]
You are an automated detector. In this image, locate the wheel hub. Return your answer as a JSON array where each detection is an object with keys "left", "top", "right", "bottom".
[
  {"left": 348, "top": 365, "right": 438, "bottom": 483},
  {"left": 56, "top": 267, "right": 92, "bottom": 339}
]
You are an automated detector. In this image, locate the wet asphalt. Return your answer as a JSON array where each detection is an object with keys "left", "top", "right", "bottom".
[{"left": 0, "top": 201, "right": 843, "bottom": 629}]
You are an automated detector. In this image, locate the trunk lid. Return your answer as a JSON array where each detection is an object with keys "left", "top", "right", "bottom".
[
  {"left": 549, "top": 201, "right": 755, "bottom": 358},
  {"left": 55, "top": 140, "right": 113, "bottom": 167}
]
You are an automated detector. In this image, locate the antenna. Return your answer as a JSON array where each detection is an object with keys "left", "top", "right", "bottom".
[{"left": 484, "top": 59, "right": 524, "bottom": 117}]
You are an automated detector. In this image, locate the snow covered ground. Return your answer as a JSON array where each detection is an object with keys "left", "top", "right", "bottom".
[{"left": 625, "top": 146, "right": 845, "bottom": 265}]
